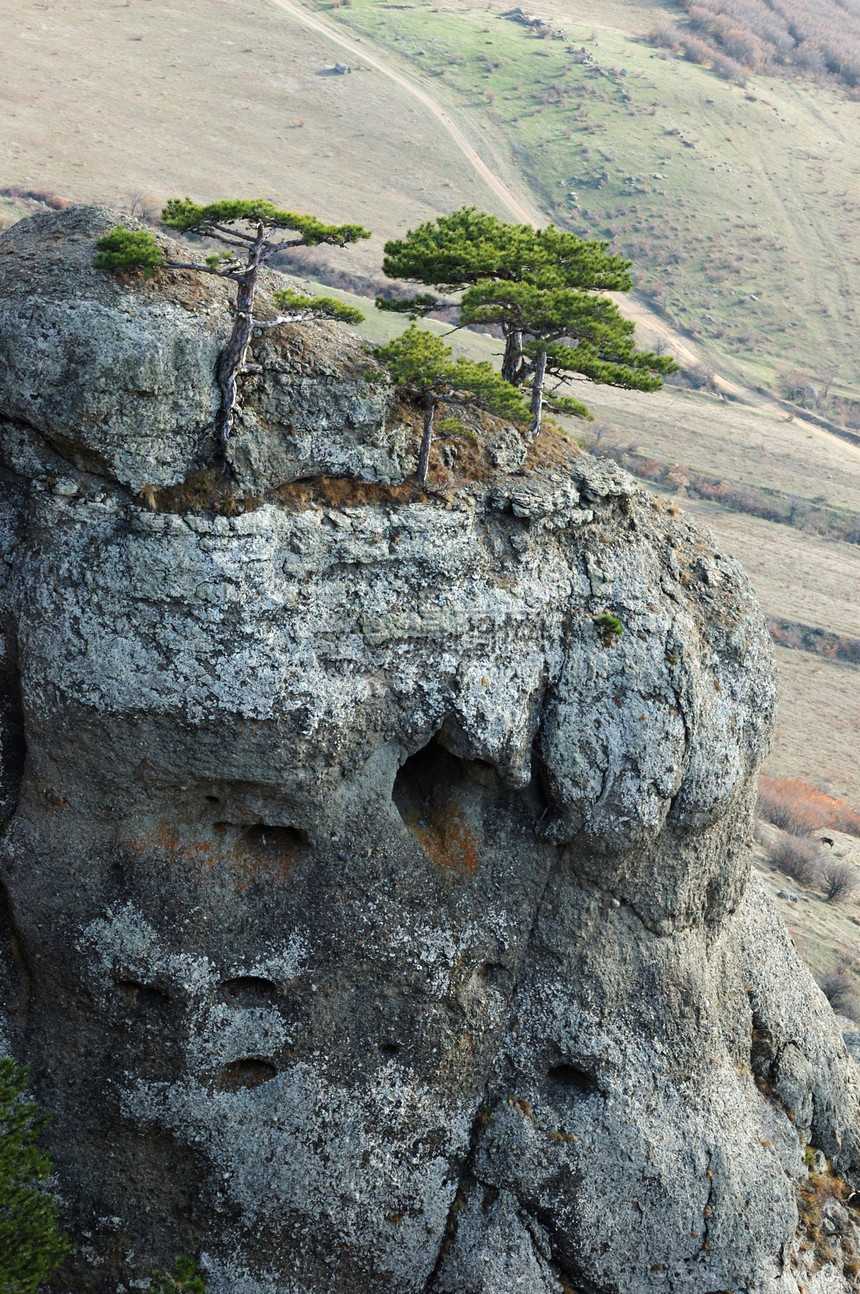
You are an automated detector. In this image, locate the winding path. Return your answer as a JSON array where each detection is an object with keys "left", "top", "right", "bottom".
[
  {"left": 266, "top": 0, "right": 860, "bottom": 450},
  {"left": 267, "top": 1, "right": 715, "bottom": 367},
  {"left": 268, "top": 0, "right": 543, "bottom": 225}
]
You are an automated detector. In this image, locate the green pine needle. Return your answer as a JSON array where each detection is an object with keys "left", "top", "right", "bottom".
[
  {"left": 93, "top": 226, "right": 165, "bottom": 278},
  {"left": 0, "top": 1058, "right": 72, "bottom": 1294}
]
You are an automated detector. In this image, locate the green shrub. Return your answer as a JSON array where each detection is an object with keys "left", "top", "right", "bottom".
[
  {"left": 437, "top": 414, "right": 474, "bottom": 438},
  {"left": 149, "top": 1255, "right": 206, "bottom": 1293},
  {"left": 595, "top": 612, "right": 624, "bottom": 639},
  {"left": 93, "top": 225, "right": 165, "bottom": 277},
  {"left": 0, "top": 1058, "right": 71, "bottom": 1294}
]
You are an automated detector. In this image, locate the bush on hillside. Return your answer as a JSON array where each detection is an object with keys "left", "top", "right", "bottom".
[
  {"left": 759, "top": 786, "right": 815, "bottom": 837},
  {"left": 819, "top": 969, "right": 860, "bottom": 1021},
  {"left": 647, "top": 0, "right": 860, "bottom": 92},
  {"left": 768, "top": 833, "right": 822, "bottom": 886},
  {"left": 821, "top": 860, "right": 860, "bottom": 904},
  {"left": 758, "top": 778, "right": 860, "bottom": 838}
]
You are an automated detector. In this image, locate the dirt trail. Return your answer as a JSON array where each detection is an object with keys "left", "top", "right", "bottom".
[
  {"left": 268, "top": 5, "right": 715, "bottom": 360},
  {"left": 268, "top": 0, "right": 543, "bottom": 225},
  {"left": 268, "top": 0, "right": 860, "bottom": 454}
]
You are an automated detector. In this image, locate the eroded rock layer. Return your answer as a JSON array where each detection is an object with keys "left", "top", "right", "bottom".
[{"left": 1, "top": 207, "right": 859, "bottom": 1294}]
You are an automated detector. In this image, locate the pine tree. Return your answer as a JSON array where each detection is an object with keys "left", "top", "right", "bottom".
[
  {"left": 377, "top": 207, "right": 676, "bottom": 433},
  {"left": 375, "top": 325, "right": 528, "bottom": 485},
  {"left": 458, "top": 279, "right": 677, "bottom": 434},
  {"left": 0, "top": 1058, "right": 71, "bottom": 1294},
  {"left": 95, "top": 199, "right": 370, "bottom": 455},
  {"left": 148, "top": 1254, "right": 206, "bottom": 1294}
]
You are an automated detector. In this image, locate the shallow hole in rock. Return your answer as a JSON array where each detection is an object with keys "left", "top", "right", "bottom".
[
  {"left": 545, "top": 1062, "right": 597, "bottom": 1099},
  {"left": 213, "top": 822, "right": 308, "bottom": 858},
  {"left": 115, "top": 980, "right": 173, "bottom": 1010},
  {"left": 217, "top": 1058, "right": 278, "bottom": 1090},
  {"left": 393, "top": 737, "right": 486, "bottom": 873},
  {"left": 750, "top": 1010, "right": 776, "bottom": 1084},
  {"left": 394, "top": 738, "right": 464, "bottom": 819},
  {"left": 243, "top": 824, "right": 307, "bottom": 855},
  {"left": 218, "top": 976, "right": 280, "bottom": 1007},
  {"left": 478, "top": 961, "right": 510, "bottom": 988},
  {"left": 205, "top": 795, "right": 220, "bottom": 804},
  {"left": 379, "top": 1042, "right": 401, "bottom": 1057}
]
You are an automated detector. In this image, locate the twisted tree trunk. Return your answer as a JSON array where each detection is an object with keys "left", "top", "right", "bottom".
[
  {"left": 530, "top": 348, "right": 547, "bottom": 437},
  {"left": 501, "top": 327, "right": 523, "bottom": 386},
  {"left": 417, "top": 391, "right": 436, "bottom": 487},
  {"left": 213, "top": 222, "right": 265, "bottom": 458},
  {"left": 214, "top": 274, "right": 257, "bottom": 456}
]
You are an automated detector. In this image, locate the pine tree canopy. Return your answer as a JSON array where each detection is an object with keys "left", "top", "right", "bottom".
[
  {"left": 377, "top": 207, "right": 677, "bottom": 427},
  {"left": 459, "top": 280, "right": 677, "bottom": 393},
  {"left": 380, "top": 207, "right": 634, "bottom": 296},
  {"left": 375, "top": 326, "right": 451, "bottom": 387},
  {"left": 272, "top": 288, "right": 365, "bottom": 325},
  {"left": 148, "top": 1254, "right": 206, "bottom": 1294},
  {"left": 375, "top": 326, "right": 528, "bottom": 421},
  {"left": 0, "top": 1058, "right": 71, "bottom": 1294},
  {"left": 95, "top": 200, "right": 370, "bottom": 279},
  {"left": 161, "top": 198, "right": 369, "bottom": 248}
]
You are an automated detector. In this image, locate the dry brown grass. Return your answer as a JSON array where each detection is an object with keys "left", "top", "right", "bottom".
[
  {"left": 274, "top": 476, "right": 427, "bottom": 509},
  {"left": 523, "top": 423, "right": 585, "bottom": 473},
  {"left": 796, "top": 1156, "right": 860, "bottom": 1277},
  {"left": 147, "top": 468, "right": 261, "bottom": 517},
  {"left": 759, "top": 777, "right": 860, "bottom": 838}
]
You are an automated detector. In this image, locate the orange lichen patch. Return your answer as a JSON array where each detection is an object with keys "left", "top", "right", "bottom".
[
  {"left": 758, "top": 776, "right": 860, "bottom": 837},
  {"left": 123, "top": 823, "right": 303, "bottom": 890},
  {"left": 411, "top": 800, "right": 482, "bottom": 876}
]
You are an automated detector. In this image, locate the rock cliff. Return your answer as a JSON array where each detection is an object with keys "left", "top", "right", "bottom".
[{"left": 1, "top": 207, "right": 860, "bottom": 1294}]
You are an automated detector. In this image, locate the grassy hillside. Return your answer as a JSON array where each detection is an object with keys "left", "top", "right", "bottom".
[
  {"left": 5, "top": 0, "right": 860, "bottom": 400},
  {"left": 308, "top": 0, "right": 860, "bottom": 402},
  {"left": 0, "top": 0, "right": 512, "bottom": 272}
]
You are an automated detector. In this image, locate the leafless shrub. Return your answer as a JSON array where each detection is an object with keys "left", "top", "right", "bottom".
[
  {"left": 681, "top": 34, "right": 716, "bottom": 63},
  {"left": 821, "top": 860, "right": 860, "bottom": 903},
  {"left": 650, "top": 22, "right": 683, "bottom": 49},
  {"left": 758, "top": 785, "right": 815, "bottom": 836},
  {"left": 768, "top": 833, "right": 822, "bottom": 886},
  {"left": 124, "top": 191, "right": 161, "bottom": 224},
  {"left": 588, "top": 418, "right": 617, "bottom": 447},
  {"left": 710, "top": 50, "right": 748, "bottom": 81},
  {"left": 0, "top": 184, "right": 69, "bottom": 210},
  {"left": 819, "top": 969, "right": 860, "bottom": 1021},
  {"left": 685, "top": 363, "right": 719, "bottom": 391}
]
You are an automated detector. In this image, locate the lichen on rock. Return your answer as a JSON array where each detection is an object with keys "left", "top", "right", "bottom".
[{"left": 1, "top": 207, "right": 859, "bottom": 1294}]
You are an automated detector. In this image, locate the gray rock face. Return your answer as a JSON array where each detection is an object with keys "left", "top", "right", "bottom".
[{"left": 1, "top": 208, "right": 860, "bottom": 1294}]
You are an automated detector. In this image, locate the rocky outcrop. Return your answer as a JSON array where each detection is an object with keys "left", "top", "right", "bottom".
[{"left": 1, "top": 207, "right": 860, "bottom": 1294}]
